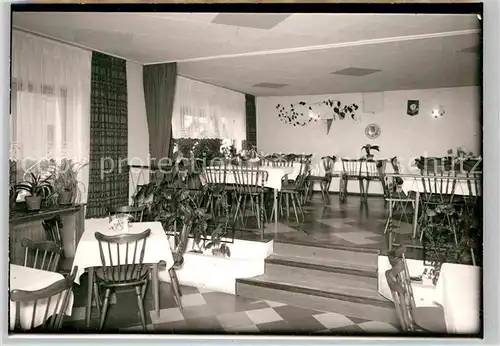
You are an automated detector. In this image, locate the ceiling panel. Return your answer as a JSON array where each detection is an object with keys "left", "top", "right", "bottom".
[{"left": 12, "top": 12, "right": 481, "bottom": 95}]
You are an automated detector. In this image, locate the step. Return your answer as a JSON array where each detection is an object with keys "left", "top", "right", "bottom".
[
  {"left": 266, "top": 253, "right": 378, "bottom": 277},
  {"left": 265, "top": 256, "right": 378, "bottom": 292},
  {"left": 273, "top": 240, "right": 379, "bottom": 268},
  {"left": 236, "top": 276, "right": 397, "bottom": 324}
]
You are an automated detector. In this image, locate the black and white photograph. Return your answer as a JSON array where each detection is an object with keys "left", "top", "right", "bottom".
[{"left": 5, "top": 2, "right": 490, "bottom": 340}]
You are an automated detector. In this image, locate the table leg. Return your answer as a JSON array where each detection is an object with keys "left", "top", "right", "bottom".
[
  {"left": 86, "top": 267, "right": 94, "bottom": 328},
  {"left": 412, "top": 191, "right": 420, "bottom": 239},
  {"left": 273, "top": 189, "right": 278, "bottom": 224},
  {"left": 152, "top": 263, "right": 160, "bottom": 317}
]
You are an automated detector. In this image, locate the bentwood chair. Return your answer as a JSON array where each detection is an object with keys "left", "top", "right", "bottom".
[
  {"left": 21, "top": 239, "right": 61, "bottom": 272},
  {"left": 10, "top": 266, "right": 77, "bottom": 332},
  {"left": 93, "top": 229, "right": 152, "bottom": 331},
  {"left": 362, "top": 159, "right": 387, "bottom": 203},
  {"left": 273, "top": 163, "right": 311, "bottom": 223},
  {"left": 108, "top": 205, "right": 145, "bottom": 223}
]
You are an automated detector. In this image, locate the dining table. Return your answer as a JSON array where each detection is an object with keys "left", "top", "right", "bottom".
[
  {"left": 72, "top": 220, "right": 174, "bottom": 327},
  {"left": 9, "top": 264, "right": 74, "bottom": 331},
  {"left": 378, "top": 255, "right": 481, "bottom": 334}
]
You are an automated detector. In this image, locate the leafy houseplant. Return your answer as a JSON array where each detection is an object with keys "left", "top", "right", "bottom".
[
  {"left": 361, "top": 144, "right": 380, "bottom": 160},
  {"left": 15, "top": 172, "right": 54, "bottom": 211},
  {"left": 205, "top": 225, "right": 231, "bottom": 257},
  {"left": 52, "top": 159, "right": 88, "bottom": 205}
]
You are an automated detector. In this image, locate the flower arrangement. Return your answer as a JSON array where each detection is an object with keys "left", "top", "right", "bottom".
[{"left": 109, "top": 213, "right": 133, "bottom": 232}]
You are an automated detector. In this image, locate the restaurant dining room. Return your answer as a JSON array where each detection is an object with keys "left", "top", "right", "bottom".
[{"left": 7, "top": 5, "right": 485, "bottom": 337}]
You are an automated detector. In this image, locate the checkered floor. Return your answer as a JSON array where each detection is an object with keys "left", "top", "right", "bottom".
[{"left": 62, "top": 278, "right": 399, "bottom": 334}]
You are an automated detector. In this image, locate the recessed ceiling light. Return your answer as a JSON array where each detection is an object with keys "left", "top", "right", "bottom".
[
  {"left": 331, "top": 67, "right": 382, "bottom": 77},
  {"left": 252, "top": 82, "right": 288, "bottom": 89}
]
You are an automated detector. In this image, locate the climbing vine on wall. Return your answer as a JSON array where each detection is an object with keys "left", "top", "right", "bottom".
[{"left": 276, "top": 99, "right": 360, "bottom": 127}]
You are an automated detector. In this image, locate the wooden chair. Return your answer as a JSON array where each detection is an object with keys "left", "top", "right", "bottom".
[
  {"left": 93, "top": 229, "right": 152, "bottom": 331},
  {"left": 21, "top": 239, "right": 61, "bottom": 272},
  {"left": 362, "top": 159, "right": 387, "bottom": 203},
  {"left": 340, "top": 159, "right": 364, "bottom": 203},
  {"left": 166, "top": 222, "right": 191, "bottom": 312},
  {"left": 232, "top": 168, "right": 269, "bottom": 232},
  {"left": 10, "top": 266, "right": 77, "bottom": 331},
  {"left": 306, "top": 155, "right": 337, "bottom": 204},
  {"left": 385, "top": 264, "right": 447, "bottom": 333},
  {"left": 273, "top": 164, "right": 310, "bottom": 223},
  {"left": 108, "top": 205, "right": 145, "bottom": 223},
  {"left": 202, "top": 167, "right": 229, "bottom": 219},
  {"left": 42, "top": 218, "right": 73, "bottom": 274}
]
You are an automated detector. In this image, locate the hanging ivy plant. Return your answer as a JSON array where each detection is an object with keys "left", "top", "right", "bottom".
[{"left": 276, "top": 99, "right": 359, "bottom": 127}]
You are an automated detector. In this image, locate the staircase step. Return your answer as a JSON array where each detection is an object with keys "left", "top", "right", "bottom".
[
  {"left": 266, "top": 254, "right": 377, "bottom": 277},
  {"left": 236, "top": 277, "right": 397, "bottom": 325},
  {"left": 273, "top": 240, "right": 379, "bottom": 268}
]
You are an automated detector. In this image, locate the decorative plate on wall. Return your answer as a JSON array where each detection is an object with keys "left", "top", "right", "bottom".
[{"left": 365, "top": 123, "right": 381, "bottom": 139}]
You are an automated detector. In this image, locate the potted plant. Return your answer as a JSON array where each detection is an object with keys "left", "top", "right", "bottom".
[
  {"left": 15, "top": 172, "right": 54, "bottom": 211},
  {"left": 361, "top": 144, "right": 380, "bottom": 160},
  {"left": 205, "top": 225, "right": 231, "bottom": 257},
  {"left": 52, "top": 159, "right": 88, "bottom": 205}
]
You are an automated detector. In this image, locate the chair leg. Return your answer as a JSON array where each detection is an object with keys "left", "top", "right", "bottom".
[
  {"left": 135, "top": 285, "right": 147, "bottom": 332},
  {"left": 93, "top": 282, "right": 101, "bottom": 317},
  {"left": 291, "top": 194, "right": 300, "bottom": 223},
  {"left": 141, "top": 279, "right": 148, "bottom": 301},
  {"left": 285, "top": 194, "right": 290, "bottom": 218},
  {"left": 233, "top": 195, "right": 242, "bottom": 227},
  {"left": 169, "top": 268, "right": 183, "bottom": 311},
  {"left": 98, "top": 288, "right": 111, "bottom": 330}
]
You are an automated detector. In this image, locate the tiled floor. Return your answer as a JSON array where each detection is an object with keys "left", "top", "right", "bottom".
[
  {"left": 59, "top": 193, "right": 406, "bottom": 334},
  {"left": 62, "top": 277, "right": 399, "bottom": 334},
  {"left": 234, "top": 193, "right": 421, "bottom": 258}
]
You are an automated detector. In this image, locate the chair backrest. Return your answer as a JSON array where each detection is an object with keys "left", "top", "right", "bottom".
[
  {"left": 385, "top": 268, "right": 415, "bottom": 332},
  {"left": 22, "top": 239, "right": 61, "bottom": 272},
  {"left": 10, "top": 266, "right": 77, "bottom": 331},
  {"left": 232, "top": 168, "right": 268, "bottom": 194},
  {"left": 94, "top": 229, "right": 151, "bottom": 284},
  {"left": 203, "top": 167, "right": 227, "bottom": 186},
  {"left": 341, "top": 158, "right": 363, "bottom": 176},
  {"left": 321, "top": 156, "right": 336, "bottom": 175},
  {"left": 108, "top": 205, "right": 145, "bottom": 223},
  {"left": 420, "top": 172, "right": 458, "bottom": 204},
  {"left": 273, "top": 154, "right": 294, "bottom": 167},
  {"left": 42, "top": 218, "right": 63, "bottom": 247}
]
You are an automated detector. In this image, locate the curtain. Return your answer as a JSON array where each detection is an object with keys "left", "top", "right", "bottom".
[
  {"left": 10, "top": 30, "right": 91, "bottom": 202},
  {"left": 245, "top": 94, "right": 257, "bottom": 148},
  {"left": 86, "top": 52, "right": 129, "bottom": 219},
  {"left": 143, "top": 62, "right": 177, "bottom": 164},
  {"left": 172, "top": 76, "right": 246, "bottom": 150}
]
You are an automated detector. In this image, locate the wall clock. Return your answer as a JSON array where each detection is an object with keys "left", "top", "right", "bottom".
[{"left": 365, "top": 123, "right": 381, "bottom": 139}]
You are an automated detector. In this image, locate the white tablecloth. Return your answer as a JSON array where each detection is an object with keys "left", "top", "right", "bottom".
[
  {"left": 72, "top": 220, "right": 174, "bottom": 284},
  {"left": 401, "top": 175, "right": 480, "bottom": 196},
  {"left": 10, "top": 264, "right": 74, "bottom": 330},
  {"left": 434, "top": 263, "right": 481, "bottom": 334},
  {"left": 378, "top": 256, "right": 481, "bottom": 333}
]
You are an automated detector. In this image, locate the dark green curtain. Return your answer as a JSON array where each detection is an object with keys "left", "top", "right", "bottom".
[
  {"left": 86, "top": 52, "right": 129, "bottom": 219},
  {"left": 143, "top": 63, "right": 177, "bottom": 167},
  {"left": 245, "top": 94, "right": 257, "bottom": 148}
]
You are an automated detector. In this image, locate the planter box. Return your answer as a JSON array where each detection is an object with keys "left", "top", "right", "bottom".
[{"left": 159, "top": 238, "right": 273, "bottom": 294}]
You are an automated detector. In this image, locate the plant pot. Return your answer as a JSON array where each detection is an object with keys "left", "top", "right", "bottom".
[
  {"left": 366, "top": 155, "right": 374, "bottom": 160},
  {"left": 25, "top": 196, "right": 42, "bottom": 211},
  {"left": 58, "top": 190, "right": 74, "bottom": 205}
]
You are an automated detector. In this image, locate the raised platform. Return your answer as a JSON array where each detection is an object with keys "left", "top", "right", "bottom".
[{"left": 158, "top": 237, "right": 273, "bottom": 294}]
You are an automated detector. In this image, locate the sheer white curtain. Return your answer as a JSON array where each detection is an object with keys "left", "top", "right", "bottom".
[
  {"left": 10, "top": 30, "right": 92, "bottom": 202},
  {"left": 172, "top": 76, "right": 246, "bottom": 149}
]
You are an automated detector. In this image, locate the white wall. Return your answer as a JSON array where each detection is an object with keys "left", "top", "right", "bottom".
[
  {"left": 256, "top": 86, "right": 481, "bottom": 172},
  {"left": 126, "top": 61, "right": 150, "bottom": 203}
]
